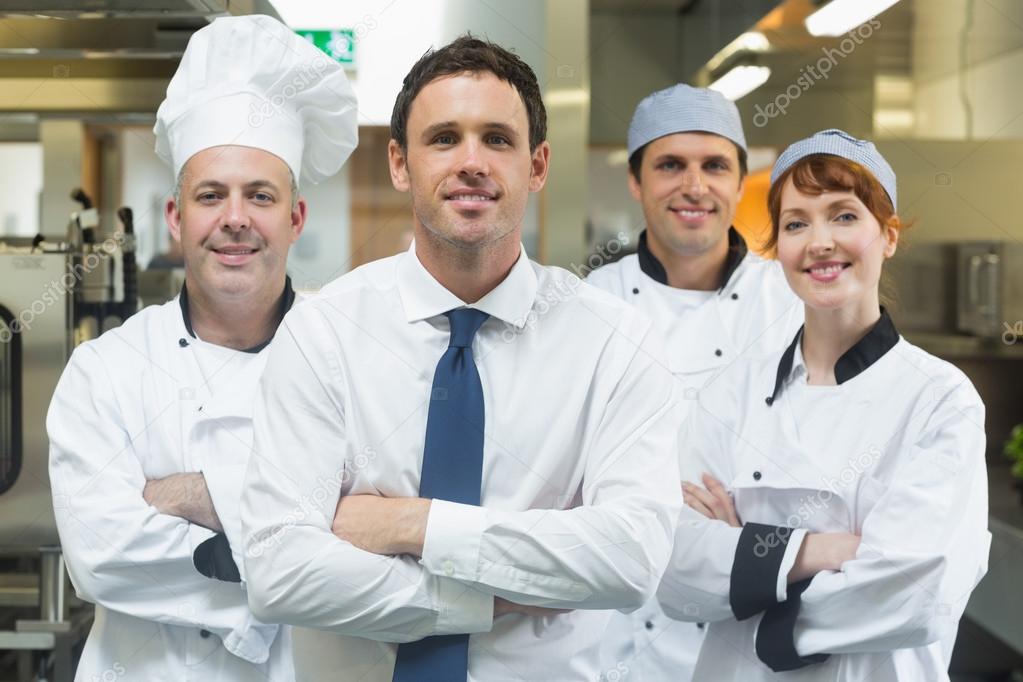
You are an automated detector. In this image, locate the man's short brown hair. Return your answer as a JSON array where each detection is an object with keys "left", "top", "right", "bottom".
[{"left": 390, "top": 34, "right": 547, "bottom": 151}]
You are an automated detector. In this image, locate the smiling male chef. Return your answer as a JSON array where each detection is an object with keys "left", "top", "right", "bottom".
[
  {"left": 586, "top": 83, "right": 802, "bottom": 681},
  {"left": 240, "top": 35, "right": 680, "bottom": 682},
  {"left": 46, "top": 15, "right": 356, "bottom": 681}
]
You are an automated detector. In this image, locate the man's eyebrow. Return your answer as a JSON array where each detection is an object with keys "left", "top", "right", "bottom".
[
  {"left": 651, "top": 153, "right": 684, "bottom": 165},
  {"left": 483, "top": 122, "right": 519, "bottom": 138},
  {"left": 419, "top": 121, "right": 522, "bottom": 141},
  {"left": 421, "top": 121, "right": 458, "bottom": 140},
  {"left": 193, "top": 179, "right": 228, "bottom": 189},
  {"left": 244, "top": 179, "right": 281, "bottom": 191},
  {"left": 190, "top": 179, "right": 281, "bottom": 191}
]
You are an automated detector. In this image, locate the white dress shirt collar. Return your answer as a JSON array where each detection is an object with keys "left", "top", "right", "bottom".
[{"left": 397, "top": 241, "right": 538, "bottom": 328}]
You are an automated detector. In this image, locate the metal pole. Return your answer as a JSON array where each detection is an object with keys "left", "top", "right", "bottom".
[{"left": 39, "top": 546, "right": 65, "bottom": 624}]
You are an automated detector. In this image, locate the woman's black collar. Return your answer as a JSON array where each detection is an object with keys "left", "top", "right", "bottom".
[{"left": 766, "top": 308, "right": 899, "bottom": 406}]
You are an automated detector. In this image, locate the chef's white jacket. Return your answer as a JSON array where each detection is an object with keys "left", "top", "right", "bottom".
[
  {"left": 586, "top": 229, "right": 802, "bottom": 681},
  {"left": 47, "top": 287, "right": 295, "bottom": 682},
  {"left": 657, "top": 310, "right": 990, "bottom": 681},
  {"left": 241, "top": 244, "right": 682, "bottom": 682}
]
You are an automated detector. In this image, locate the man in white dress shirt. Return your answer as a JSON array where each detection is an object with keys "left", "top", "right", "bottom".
[
  {"left": 47, "top": 16, "right": 357, "bottom": 681},
  {"left": 587, "top": 85, "right": 802, "bottom": 680},
  {"left": 241, "top": 36, "right": 680, "bottom": 682}
]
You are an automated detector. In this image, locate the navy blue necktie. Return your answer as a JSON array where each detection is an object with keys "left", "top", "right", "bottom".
[{"left": 392, "top": 308, "right": 489, "bottom": 682}]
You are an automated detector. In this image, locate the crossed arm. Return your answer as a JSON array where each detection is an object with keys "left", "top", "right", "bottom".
[
  {"left": 144, "top": 472, "right": 224, "bottom": 533},
  {"left": 682, "top": 473, "right": 860, "bottom": 583},
  {"left": 331, "top": 494, "right": 568, "bottom": 618}
]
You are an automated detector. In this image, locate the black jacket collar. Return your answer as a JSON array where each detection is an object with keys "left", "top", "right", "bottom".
[
  {"left": 766, "top": 308, "right": 899, "bottom": 406},
  {"left": 179, "top": 276, "right": 296, "bottom": 354},
  {"left": 637, "top": 227, "right": 748, "bottom": 292}
]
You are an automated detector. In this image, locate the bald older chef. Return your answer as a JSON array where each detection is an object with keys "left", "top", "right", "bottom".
[
  {"left": 46, "top": 15, "right": 356, "bottom": 682},
  {"left": 587, "top": 85, "right": 802, "bottom": 681}
]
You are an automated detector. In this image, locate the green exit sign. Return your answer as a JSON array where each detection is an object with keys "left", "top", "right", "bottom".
[{"left": 296, "top": 29, "right": 356, "bottom": 67}]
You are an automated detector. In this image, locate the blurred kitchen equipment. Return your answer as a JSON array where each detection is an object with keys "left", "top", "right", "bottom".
[
  {"left": 0, "top": 190, "right": 140, "bottom": 681},
  {"left": 886, "top": 242, "right": 956, "bottom": 333},
  {"left": 957, "top": 242, "right": 1023, "bottom": 340}
]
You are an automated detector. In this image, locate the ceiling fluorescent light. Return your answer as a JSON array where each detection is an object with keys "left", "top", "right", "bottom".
[
  {"left": 805, "top": 0, "right": 900, "bottom": 37},
  {"left": 708, "top": 65, "right": 771, "bottom": 101},
  {"left": 706, "top": 31, "right": 771, "bottom": 72}
]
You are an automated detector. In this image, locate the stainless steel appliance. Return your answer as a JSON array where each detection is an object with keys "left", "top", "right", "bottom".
[
  {"left": 0, "top": 192, "right": 138, "bottom": 681},
  {"left": 957, "top": 242, "right": 1023, "bottom": 339},
  {"left": 0, "top": 250, "right": 71, "bottom": 548},
  {"left": 886, "top": 243, "right": 956, "bottom": 333}
]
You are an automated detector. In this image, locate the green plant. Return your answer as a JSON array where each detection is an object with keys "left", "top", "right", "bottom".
[{"left": 1005, "top": 424, "right": 1023, "bottom": 481}]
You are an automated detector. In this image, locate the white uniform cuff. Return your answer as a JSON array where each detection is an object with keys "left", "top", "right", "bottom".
[
  {"left": 432, "top": 578, "right": 494, "bottom": 635},
  {"left": 776, "top": 528, "right": 808, "bottom": 603},
  {"left": 421, "top": 499, "right": 485, "bottom": 582},
  {"left": 188, "top": 521, "right": 217, "bottom": 554}
]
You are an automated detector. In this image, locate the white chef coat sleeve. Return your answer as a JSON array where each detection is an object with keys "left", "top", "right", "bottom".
[
  {"left": 241, "top": 306, "right": 494, "bottom": 642},
  {"left": 419, "top": 311, "right": 681, "bottom": 611},
  {"left": 193, "top": 414, "right": 261, "bottom": 583},
  {"left": 194, "top": 449, "right": 247, "bottom": 584},
  {"left": 47, "top": 345, "right": 252, "bottom": 633},
  {"left": 755, "top": 380, "right": 991, "bottom": 671},
  {"left": 656, "top": 380, "right": 807, "bottom": 624}
]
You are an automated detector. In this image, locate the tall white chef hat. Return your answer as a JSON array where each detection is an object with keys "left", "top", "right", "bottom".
[{"left": 154, "top": 14, "right": 358, "bottom": 187}]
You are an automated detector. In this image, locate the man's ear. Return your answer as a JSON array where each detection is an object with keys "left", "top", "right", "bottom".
[
  {"left": 527, "top": 141, "right": 551, "bottom": 193},
  {"left": 388, "top": 139, "right": 410, "bottom": 192},
  {"left": 165, "top": 197, "right": 183, "bottom": 243},
  {"left": 627, "top": 169, "right": 642, "bottom": 202},
  {"left": 290, "top": 197, "right": 308, "bottom": 242}
]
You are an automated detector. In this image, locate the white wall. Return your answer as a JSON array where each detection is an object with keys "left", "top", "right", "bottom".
[
  {"left": 913, "top": 0, "right": 1023, "bottom": 140},
  {"left": 119, "top": 126, "right": 175, "bottom": 267},
  {"left": 879, "top": 138, "right": 1023, "bottom": 244},
  {"left": 0, "top": 142, "right": 42, "bottom": 237},
  {"left": 40, "top": 120, "right": 83, "bottom": 239},
  {"left": 289, "top": 163, "right": 351, "bottom": 289}
]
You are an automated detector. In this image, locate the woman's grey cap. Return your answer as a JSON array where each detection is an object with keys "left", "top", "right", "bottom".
[
  {"left": 627, "top": 83, "right": 747, "bottom": 158},
  {"left": 770, "top": 129, "right": 897, "bottom": 209}
]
